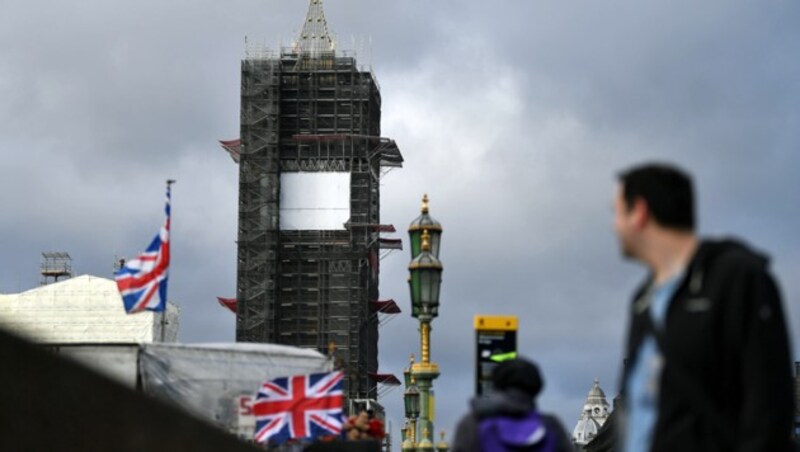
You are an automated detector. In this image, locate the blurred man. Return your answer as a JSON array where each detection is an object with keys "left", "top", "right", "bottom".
[
  {"left": 613, "top": 163, "right": 793, "bottom": 452},
  {"left": 451, "top": 358, "right": 573, "bottom": 452}
]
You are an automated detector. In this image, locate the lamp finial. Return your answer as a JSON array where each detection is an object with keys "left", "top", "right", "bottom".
[{"left": 421, "top": 194, "right": 429, "bottom": 214}]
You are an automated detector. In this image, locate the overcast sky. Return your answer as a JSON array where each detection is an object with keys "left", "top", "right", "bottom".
[{"left": 2, "top": 0, "right": 799, "bottom": 445}]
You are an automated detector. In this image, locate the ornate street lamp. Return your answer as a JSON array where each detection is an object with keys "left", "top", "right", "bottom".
[
  {"left": 406, "top": 195, "right": 447, "bottom": 451},
  {"left": 408, "top": 194, "right": 442, "bottom": 259},
  {"left": 404, "top": 379, "right": 420, "bottom": 420},
  {"left": 408, "top": 230, "right": 443, "bottom": 324},
  {"left": 403, "top": 378, "right": 421, "bottom": 450},
  {"left": 436, "top": 431, "right": 449, "bottom": 452}
]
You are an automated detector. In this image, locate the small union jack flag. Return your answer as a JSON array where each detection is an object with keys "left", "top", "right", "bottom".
[
  {"left": 115, "top": 181, "right": 173, "bottom": 313},
  {"left": 253, "top": 371, "right": 344, "bottom": 445}
]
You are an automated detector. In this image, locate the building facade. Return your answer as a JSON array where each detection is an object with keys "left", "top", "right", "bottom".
[{"left": 234, "top": 0, "right": 402, "bottom": 401}]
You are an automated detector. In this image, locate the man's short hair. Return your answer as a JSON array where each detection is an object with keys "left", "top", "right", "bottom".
[
  {"left": 618, "top": 163, "right": 695, "bottom": 231},
  {"left": 492, "top": 358, "right": 543, "bottom": 398}
]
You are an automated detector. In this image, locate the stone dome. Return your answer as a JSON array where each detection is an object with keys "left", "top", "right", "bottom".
[
  {"left": 572, "top": 379, "right": 612, "bottom": 446},
  {"left": 572, "top": 412, "right": 602, "bottom": 445},
  {"left": 582, "top": 379, "right": 610, "bottom": 420}
]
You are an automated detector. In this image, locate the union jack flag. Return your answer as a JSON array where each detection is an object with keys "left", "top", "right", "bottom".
[
  {"left": 253, "top": 371, "right": 344, "bottom": 445},
  {"left": 115, "top": 181, "right": 173, "bottom": 313}
]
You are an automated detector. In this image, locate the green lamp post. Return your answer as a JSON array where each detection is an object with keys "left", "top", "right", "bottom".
[
  {"left": 402, "top": 378, "right": 421, "bottom": 450},
  {"left": 407, "top": 195, "right": 447, "bottom": 451},
  {"left": 401, "top": 354, "right": 414, "bottom": 445},
  {"left": 436, "top": 431, "right": 450, "bottom": 452}
]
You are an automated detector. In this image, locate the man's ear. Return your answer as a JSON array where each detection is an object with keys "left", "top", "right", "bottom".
[{"left": 631, "top": 197, "right": 649, "bottom": 229}]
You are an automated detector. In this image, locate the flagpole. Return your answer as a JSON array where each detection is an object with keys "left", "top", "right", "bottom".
[{"left": 163, "top": 179, "right": 175, "bottom": 342}]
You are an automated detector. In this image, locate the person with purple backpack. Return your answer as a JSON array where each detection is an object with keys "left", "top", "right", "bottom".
[{"left": 451, "top": 358, "right": 574, "bottom": 452}]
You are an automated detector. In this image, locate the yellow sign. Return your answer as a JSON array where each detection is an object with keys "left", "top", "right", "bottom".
[{"left": 474, "top": 315, "right": 518, "bottom": 331}]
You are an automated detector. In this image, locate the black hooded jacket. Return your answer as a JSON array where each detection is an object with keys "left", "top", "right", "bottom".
[{"left": 621, "top": 239, "right": 794, "bottom": 452}]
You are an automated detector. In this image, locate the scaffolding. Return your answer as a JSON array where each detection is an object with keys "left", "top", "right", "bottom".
[
  {"left": 40, "top": 252, "right": 72, "bottom": 285},
  {"left": 235, "top": 3, "right": 403, "bottom": 402}
]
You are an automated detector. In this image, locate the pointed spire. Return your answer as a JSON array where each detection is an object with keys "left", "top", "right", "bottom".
[{"left": 296, "top": 0, "right": 335, "bottom": 55}]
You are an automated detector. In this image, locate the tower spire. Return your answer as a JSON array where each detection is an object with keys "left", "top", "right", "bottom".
[{"left": 296, "top": 0, "right": 335, "bottom": 55}]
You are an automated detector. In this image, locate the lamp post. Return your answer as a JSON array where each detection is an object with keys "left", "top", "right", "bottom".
[
  {"left": 405, "top": 194, "right": 447, "bottom": 451},
  {"left": 402, "top": 377, "right": 420, "bottom": 450},
  {"left": 401, "top": 355, "right": 414, "bottom": 445}
]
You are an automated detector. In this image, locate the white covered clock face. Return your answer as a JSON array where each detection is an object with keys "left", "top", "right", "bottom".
[{"left": 279, "top": 171, "right": 351, "bottom": 230}]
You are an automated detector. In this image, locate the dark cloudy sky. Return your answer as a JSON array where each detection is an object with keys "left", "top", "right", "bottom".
[{"left": 2, "top": 0, "right": 799, "bottom": 444}]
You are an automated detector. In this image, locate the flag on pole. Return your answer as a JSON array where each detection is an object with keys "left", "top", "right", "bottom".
[
  {"left": 253, "top": 371, "right": 344, "bottom": 445},
  {"left": 115, "top": 181, "right": 173, "bottom": 314}
]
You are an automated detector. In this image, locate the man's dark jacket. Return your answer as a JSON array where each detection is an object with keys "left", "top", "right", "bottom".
[{"left": 621, "top": 239, "right": 794, "bottom": 452}]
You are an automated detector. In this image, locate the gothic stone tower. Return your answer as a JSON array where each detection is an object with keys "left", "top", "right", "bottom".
[{"left": 235, "top": 0, "right": 402, "bottom": 401}]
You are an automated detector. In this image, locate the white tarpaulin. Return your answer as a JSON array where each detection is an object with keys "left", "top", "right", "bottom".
[
  {"left": 139, "top": 342, "right": 333, "bottom": 438},
  {"left": 0, "top": 275, "right": 179, "bottom": 344},
  {"left": 279, "top": 172, "right": 350, "bottom": 230}
]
